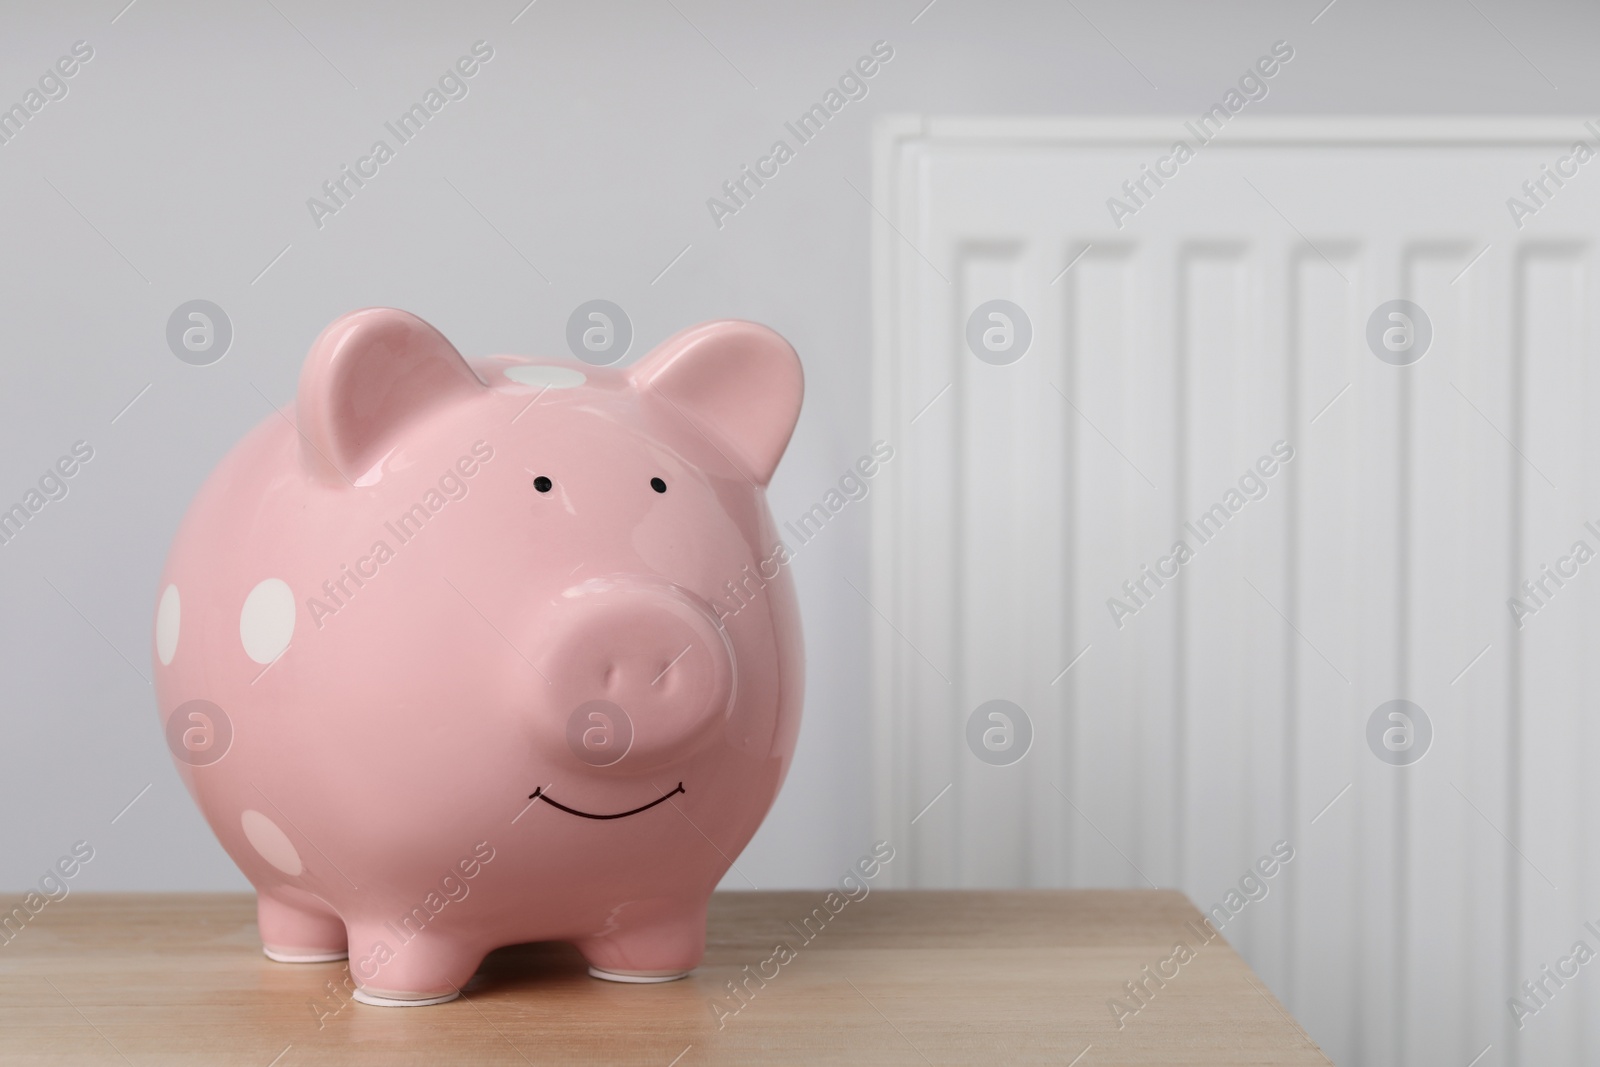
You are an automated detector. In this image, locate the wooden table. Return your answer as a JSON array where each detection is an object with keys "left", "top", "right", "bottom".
[{"left": 0, "top": 890, "right": 1328, "bottom": 1065}]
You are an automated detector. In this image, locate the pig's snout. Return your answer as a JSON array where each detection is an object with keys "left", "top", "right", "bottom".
[{"left": 534, "top": 580, "right": 735, "bottom": 770}]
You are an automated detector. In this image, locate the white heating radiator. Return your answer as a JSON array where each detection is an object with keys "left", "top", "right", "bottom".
[{"left": 868, "top": 117, "right": 1600, "bottom": 1067}]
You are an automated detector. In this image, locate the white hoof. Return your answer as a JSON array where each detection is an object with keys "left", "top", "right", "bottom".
[
  {"left": 587, "top": 966, "right": 692, "bottom": 984},
  {"left": 351, "top": 988, "right": 461, "bottom": 1007},
  {"left": 263, "top": 946, "right": 348, "bottom": 963}
]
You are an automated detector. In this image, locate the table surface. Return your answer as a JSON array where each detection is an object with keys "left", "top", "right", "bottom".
[{"left": 0, "top": 890, "right": 1329, "bottom": 1066}]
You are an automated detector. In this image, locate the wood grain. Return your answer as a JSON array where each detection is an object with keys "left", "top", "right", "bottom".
[{"left": 0, "top": 890, "right": 1328, "bottom": 1065}]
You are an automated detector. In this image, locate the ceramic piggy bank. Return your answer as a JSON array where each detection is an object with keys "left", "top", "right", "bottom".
[{"left": 152, "top": 308, "right": 804, "bottom": 1006}]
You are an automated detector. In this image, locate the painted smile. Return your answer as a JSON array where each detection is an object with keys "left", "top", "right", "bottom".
[{"left": 525, "top": 782, "right": 685, "bottom": 820}]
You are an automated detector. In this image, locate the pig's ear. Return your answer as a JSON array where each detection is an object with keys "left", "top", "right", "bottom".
[
  {"left": 296, "top": 308, "right": 484, "bottom": 484},
  {"left": 628, "top": 320, "right": 803, "bottom": 487}
]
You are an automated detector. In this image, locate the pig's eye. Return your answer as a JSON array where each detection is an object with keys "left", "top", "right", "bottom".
[
  {"left": 650, "top": 477, "right": 667, "bottom": 493},
  {"left": 533, "top": 476, "right": 552, "bottom": 493}
]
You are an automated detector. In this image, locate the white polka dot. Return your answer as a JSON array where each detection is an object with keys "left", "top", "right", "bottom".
[
  {"left": 241, "top": 810, "right": 303, "bottom": 876},
  {"left": 240, "top": 578, "right": 295, "bottom": 664},
  {"left": 505, "top": 364, "right": 586, "bottom": 389},
  {"left": 156, "top": 584, "right": 180, "bottom": 666}
]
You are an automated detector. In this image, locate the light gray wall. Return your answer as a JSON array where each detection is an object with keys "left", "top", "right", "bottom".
[{"left": 0, "top": 0, "right": 1593, "bottom": 893}]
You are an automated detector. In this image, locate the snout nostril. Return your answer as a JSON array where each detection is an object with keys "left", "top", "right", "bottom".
[{"left": 650, "top": 645, "right": 694, "bottom": 687}]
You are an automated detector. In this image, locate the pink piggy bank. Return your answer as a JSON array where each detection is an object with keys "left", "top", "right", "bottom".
[{"left": 152, "top": 308, "right": 804, "bottom": 1006}]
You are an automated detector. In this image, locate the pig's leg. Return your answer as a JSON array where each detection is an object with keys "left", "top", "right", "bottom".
[
  {"left": 345, "top": 924, "right": 485, "bottom": 1007},
  {"left": 258, "top": 891, "right": 349, "bottom": 963},
  {"left": 577, "top": 898, "right": 707, "bottom": 982}
]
